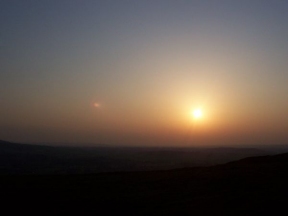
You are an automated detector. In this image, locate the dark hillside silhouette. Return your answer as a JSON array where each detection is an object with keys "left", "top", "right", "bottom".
[{"left": 1, "top": 152, "right": 288, "bottom": 215}]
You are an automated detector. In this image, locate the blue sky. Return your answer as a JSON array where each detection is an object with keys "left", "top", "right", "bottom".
[{"left": 1, "top": 0, "right": 288, "bottom": 146}]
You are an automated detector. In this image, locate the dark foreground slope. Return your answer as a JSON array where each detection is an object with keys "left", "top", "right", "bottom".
[{"left": 2, "top": 153, "right": 288, "bottom": 216}]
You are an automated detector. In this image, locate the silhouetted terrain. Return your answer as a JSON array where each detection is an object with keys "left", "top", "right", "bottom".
[
  {"left": 0, "top": 140, "right": 270, "bottom": 174},
  {"left": 2, "top": 152, "right": 288, "bottom": 215}
]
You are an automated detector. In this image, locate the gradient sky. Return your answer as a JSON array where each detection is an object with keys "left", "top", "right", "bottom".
[{"left": 1, "top": 0, "right": 288, "bottom": 146}]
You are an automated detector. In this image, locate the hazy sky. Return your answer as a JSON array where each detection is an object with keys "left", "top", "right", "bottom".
[{"left": 1, "top": 0, "right": 288, "bottom": 146}]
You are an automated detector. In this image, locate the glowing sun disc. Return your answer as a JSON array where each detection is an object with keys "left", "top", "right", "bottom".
[{"left": 193, "top": 109, "right": 203, "bottom": 119}]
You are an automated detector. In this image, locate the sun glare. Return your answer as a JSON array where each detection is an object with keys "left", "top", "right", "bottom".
[{"left": 192, "top": 109, "right": 203, "bottom": 119}]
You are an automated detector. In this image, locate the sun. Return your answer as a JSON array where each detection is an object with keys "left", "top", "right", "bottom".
[{"left": 192, "top": 108, "right": 203, "bottom": 119}]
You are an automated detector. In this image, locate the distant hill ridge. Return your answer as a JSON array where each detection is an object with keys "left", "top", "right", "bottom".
[
  {"left": 0, "top": 140, "right": 11, "bottom": 144},
  {"left": 0, "top": 139, "right": 273, "bottom": 175}
]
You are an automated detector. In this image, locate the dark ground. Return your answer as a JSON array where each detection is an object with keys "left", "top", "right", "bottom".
[{"left": 2, "top": 153, "right": 288, "bottom": 216}]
